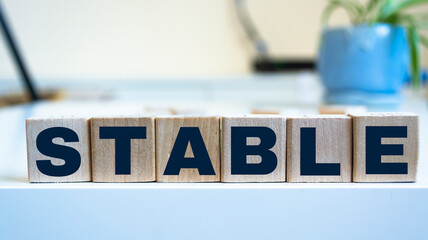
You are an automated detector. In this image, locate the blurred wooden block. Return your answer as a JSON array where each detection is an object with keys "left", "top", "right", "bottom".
[
  {"left": 319, "top": 105, "right": 367, "bottom": 115},
  {"left": 26, "top": 118, "right": 91, "bottom": 182},
  {"left": 169, "top": 107, "right": 207, "bottom": 115},
  {"left": 287, "top": 115, "right": 352, "bottom": 182},
  {"left": 349, "top": 113, "right": 418, "bottom": 182},
  {"left": 91, "top": 116, "right": 155, "bottom": 182},
  {"left": 156, "top": 116, "right": 220, "bottom": 182},
  {"left": 221, "top": 115, "right": 286, "bottom": 182},
  {"left": 251, "top": 109, "right": 281, "bottom": 115}
]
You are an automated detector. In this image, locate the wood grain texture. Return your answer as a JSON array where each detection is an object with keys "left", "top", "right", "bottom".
[
  {"left": 156, "top": 116, "right": 220, "bottom": 182},
  {"left": 91, "top": 116, "right": 155, "bottom": 182},
  {"left": 221, "top": 115, "right": 286, "bottom": 182},
  {"left": 26, "top": 118, "right": 91, "bottom": 182},
  {"left": 287, "top": 115, "right": 352, "bottom": 182},
  {"left": 349, "top": 112, "right": 419, "bottom": 182}
]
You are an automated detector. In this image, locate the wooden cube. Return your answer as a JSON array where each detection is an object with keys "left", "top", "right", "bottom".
[
  {"left": 26, "top": 118, "right": 91, "bottom": 182},
  {"left": 91, "top": 116, "right": 156, "bottom": 182},
  {"left": 156, "top": 116, "right": 220, "bottom": 182},
  {"left": 221, "top": 115, "right": 286, "bottom": 182},
  {"left": 287, "top": 115, "right": 352, "bottom": 182},
  {"left": 349, "top": 112, "right": 418, "bottom": 182}
]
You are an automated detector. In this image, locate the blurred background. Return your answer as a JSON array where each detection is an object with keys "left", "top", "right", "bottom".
[
  {"left": 0, "top": 0, "right": 357, "bottom": 78},
  {"left": 1, "top": 4, "right": 428, "bottom": 239},
  {"left": 0, "top": 0, "right": 428, "bottom": 109}
]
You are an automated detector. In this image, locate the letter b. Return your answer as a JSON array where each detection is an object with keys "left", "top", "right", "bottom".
[{"left": 231, "top": 127, "right": 277, "bottom": 175}]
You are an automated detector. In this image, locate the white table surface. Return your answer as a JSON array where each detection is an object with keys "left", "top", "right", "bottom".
[{"left": 1, "top": 75, "right": 427, "bottom": 240}]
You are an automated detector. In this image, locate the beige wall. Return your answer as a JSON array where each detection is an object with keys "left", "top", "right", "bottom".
[{"left": 0, "top": 0, "right": 426, "bottom": 80}]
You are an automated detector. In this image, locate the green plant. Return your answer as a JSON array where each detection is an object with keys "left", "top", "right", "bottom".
[{"left": 321, "top": 0, "right": 428, "bottom": 87}]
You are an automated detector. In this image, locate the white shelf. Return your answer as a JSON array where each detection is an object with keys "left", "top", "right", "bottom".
[
  {"left": 1, "top": 76, "right": 427, "bottom": 239},
  {"left": 1, "top": 181, "right": 427, "bottom": 240}
]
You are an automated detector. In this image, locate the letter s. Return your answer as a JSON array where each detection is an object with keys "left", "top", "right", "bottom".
[{"left": 35, "top": 127, "right": 81, "bottom": 177}]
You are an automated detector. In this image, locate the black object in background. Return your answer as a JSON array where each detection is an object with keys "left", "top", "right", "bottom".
[
  {"left": 254, "top": 58, "right": 316, "bottom": 72},
  {"left": 0, "top": 1, "right": 39, "bottom": 101}
]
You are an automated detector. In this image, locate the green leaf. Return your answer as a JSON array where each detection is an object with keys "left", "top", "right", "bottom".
[
  {"left": 390, "top": 13, "right": 428, "bottom": 31},
  {"left": 407, "top": 27, "right": 421, "bottom": 88},
  {"left": 366, "top": 0, "right": 382, "bottom": 13},
  {"left": 377, "top": 0, "right": 428, "bottom": 21},
  {"left": 365, "top": 0, "right": 384, "bottom": 23}
]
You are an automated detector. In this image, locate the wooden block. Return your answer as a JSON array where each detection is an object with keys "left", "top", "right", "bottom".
[
  {"left": 26, "top": 118, "right": 91, "bottom": 182},
  {"left": 169, "top": 107, "right": 207, "bottom": 115},
  {"left": 251, "top": 109, "right": 281, "bottom": 115},
  {"left": 349, "top": 112, "right": 418, "bottom": 182},
  {"left": 156, "top": 116, "right": 220, "bottom": 182},
  {"left": 91, "top": 116, "right": 155, "bottom": 182},
  {"left": 287, "top": 115, "right": 352, "bottom": 182},
  {"left": 319, "top": 105, "right": 367, "bottom": 115},
  {"left": 221, "top": 115, "right": 286, "bottom": 182}
]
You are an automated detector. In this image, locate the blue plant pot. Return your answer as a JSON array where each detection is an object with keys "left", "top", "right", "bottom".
[{"left": 318, "top": 24, "right": 409, "bottom": 106}]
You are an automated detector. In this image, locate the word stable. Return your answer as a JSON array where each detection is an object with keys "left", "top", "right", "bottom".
[{"left": 26, "top": 113, "right": 419, "bottom": 183}]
